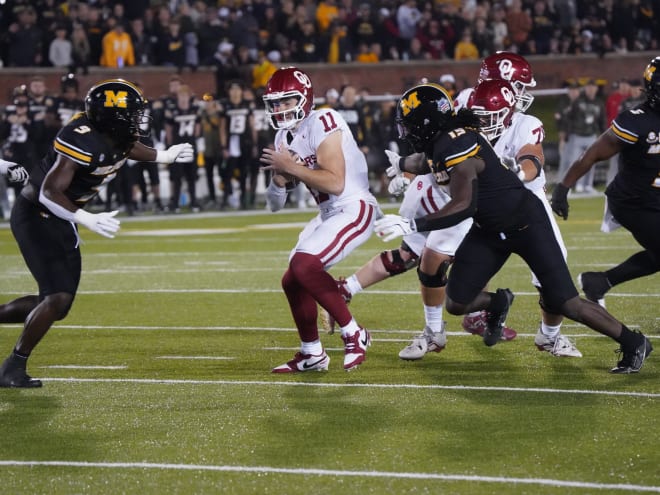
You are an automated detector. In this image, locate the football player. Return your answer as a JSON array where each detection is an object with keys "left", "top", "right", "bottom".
[
  {"left": 219, "top": 81, "right": 257, "bottom": 210},
  {"left": 260, "top": 67, "right": 379, "bottom": 372},
  {"left": 552, "top": 57, "right": 660, "bottom": 309},
  {"left": 0, "top": 79, "right": 194, "bottom": 388},
  {"left": 0, "top": 87, "right": 43, "bottom": 199},
  {"left": 374, "top": 83, "right": 652, "bottom": 374},
  {"left": 164, "top": 84, "right": 202, "bottom": 212},
  {"left": 467, "top": 79, "right": 581, "bottom": 357},
  {"left": 48, "top": 73, "right": 85, "bottom": 127}
]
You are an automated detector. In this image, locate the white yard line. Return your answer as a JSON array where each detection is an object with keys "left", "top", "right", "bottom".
[
  {"left": 0, "top": 460, "right": 657, "bottom": 492},
  {"left": 41, "top": 365, "right": 127, "bottom": 370},
  {"left": 40, "top": 377, "right": 660, "bottom": 399}
]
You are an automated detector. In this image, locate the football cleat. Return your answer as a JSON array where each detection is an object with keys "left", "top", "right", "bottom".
[
  {"left": 577, "top": 272, "right": 611, "bottom": 308},
  {"left": 271, "top": 350, "right": 330, "bottom": 373},
  {"left": 0, "top": 359, "right": 42, "bottom": 388},
  {"left": 483, "top": 289, "right": 515, "bottom": 347},
  {"left": 534, "top": 329, "right": 583, "bottom": 358},
  {"left": 610, "top": 334, "right": 653, "bottom": 374},
  {"left": 342, "top": 327, "right": 370, "bottom": 371},
  {"left": 399, "top": 325, "right": 447, "bottom": 361},
  {"left": 320, "top": 278, "right": 353, "bottom": 335},
  {"left": 462, "top": 311, "right": 517, "bottom": 341}
]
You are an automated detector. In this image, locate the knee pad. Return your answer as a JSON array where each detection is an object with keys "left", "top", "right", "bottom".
[
  {"left": 380, "top": 249, "right": 418, "bottom": 276},
  {"left": 417, "top": 259, "right": 452, "bottom": 288}
]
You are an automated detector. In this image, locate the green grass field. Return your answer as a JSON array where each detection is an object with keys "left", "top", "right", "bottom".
[{"left": 0, "top": 195, "right": 658, "bottom": 495}]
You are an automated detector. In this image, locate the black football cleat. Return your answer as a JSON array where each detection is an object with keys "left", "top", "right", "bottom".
[
  {"left": 577, "top": 271, "right": 611, "bottom": 307},
  {"left": 610, "top": 334, "right": 653, "bottom": 374},
  {"left": 483, "top": 289, "right": 515, "bottom": 347},
  {"left": 0, "top": 359, "right": 42, "bottom": 388}
]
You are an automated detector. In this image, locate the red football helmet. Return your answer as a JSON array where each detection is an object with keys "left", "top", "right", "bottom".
[
  {"left": 263, "top": 67, "right": 314, "bottom": 130},
  {"left": 467, "top": 79, "right": 516, "bottom": 141},
  {"left": 478, "top": 51, "right": 536, "bottom": 112}
]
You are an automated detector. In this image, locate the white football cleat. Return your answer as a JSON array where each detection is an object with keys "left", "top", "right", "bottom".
[
  {"left": 272, "top": 350, "right": 330, "bottom": 373},
  {"left": 399, "top": 325, "right": 447, "bottom": 361},
  {"left": 534, "top": 330, "right": 583, "bottom": 358}
]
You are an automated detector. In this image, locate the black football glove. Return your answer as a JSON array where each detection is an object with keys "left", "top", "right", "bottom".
[{"left": 551, "top": 183, "right": 570, "bottom": 220}]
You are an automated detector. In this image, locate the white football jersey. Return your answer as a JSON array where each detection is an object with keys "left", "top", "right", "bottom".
[
  {"left": 399, "top": 174, "right": 472, "bottom": 256},
  {"left": 493, "top": 112, "right": 546, "bottom": 193},
  {"left": 273, "top": 108, "right": 375, "bottom": 210},
  {"left": 453, "top": 87, "right": 474, "bottom": 110}
]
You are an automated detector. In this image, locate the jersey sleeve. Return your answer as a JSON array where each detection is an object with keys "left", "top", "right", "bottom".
[
  {"left": 308, "top": 108, "right": 344, "bottom": 151},
  {"left": 610, "top": 109, "right": 641, "bottom": 144},
  {"left": 516, "top": 114, "right": 545, "bottom": 146},
  {"left": 53, "top": 115, "right": 97, "bottom": 167},
  {"left": 431, "top": 129, "right": 482, "bottom": 173}
]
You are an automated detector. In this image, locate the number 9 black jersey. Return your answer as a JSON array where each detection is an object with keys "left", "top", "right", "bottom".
[{"left": 29, "top": 113, "right": 132, "bottom": 207}]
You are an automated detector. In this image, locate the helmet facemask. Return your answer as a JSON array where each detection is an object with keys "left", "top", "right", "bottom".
[
  {"left": 511, "top": 80, "right": 535, "bottom": 112},
  {"left": 471, "top": 106, "right": 510, "bottom": 141},
  {"left": 263, "top": 92, "right": 308, "bottom": 130}
]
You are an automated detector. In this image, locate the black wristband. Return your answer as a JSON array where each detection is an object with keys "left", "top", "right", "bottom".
[
  {"left": 399, "top": 156, "right": 406, "bottom": 172},
  {"left": 518, "top": 154, "right": 543, "bottom": 179}
]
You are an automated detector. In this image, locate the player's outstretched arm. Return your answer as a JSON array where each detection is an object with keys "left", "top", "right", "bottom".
[{"left": 39, "top": 157, "right": 121, "bottom": 238}]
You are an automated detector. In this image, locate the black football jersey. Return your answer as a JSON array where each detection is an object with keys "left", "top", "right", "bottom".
[
  {"left": 48, "top": 96, "right": 85, "bottom": 127},
  {"left": 165, "top": 104, "right": 200, "bottom": 145},
  {"left": 430, "top": 127, "right": 530, "bottom": 231},
  {"left": 0, "top": 105, "right": 44, "bottom": 168},
  {"left": 221, "top": 99, "right": 254, "bottom": 138},
  {"left": 29, "top": 113, "right": 132, "bottom": 207},
  {"left": 607, "top": 103, "right": 660, "bottom": 210}
]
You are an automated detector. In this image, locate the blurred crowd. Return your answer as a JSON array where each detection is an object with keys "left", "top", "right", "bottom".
[{"left": 1, "top": 0, "right": 659, "bottom": 93}]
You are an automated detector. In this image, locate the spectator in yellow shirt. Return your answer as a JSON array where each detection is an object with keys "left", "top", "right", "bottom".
[
  {"left": 252, "top": 51, "right": 278, "bottom": 90},
  {"left": 100, "top": 19, "right": 135, "bottom": 67},
  {"left": 454, "top": 29, "right": 479, "bottom": 60},
  {"left": 316, "top": 0, "right": 339, "bottom": 33}
]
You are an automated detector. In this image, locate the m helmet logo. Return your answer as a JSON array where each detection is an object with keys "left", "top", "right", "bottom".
[
  {"left": 293, "top": 71, "right": 312, "bottom": 88},
  {"left": 644, "top": 64, "right": 656, "bottom": 82},
  {"left": 400, "top": 91, "right": 421, "bottom": 116},
  {"left": 103, "top": 90, "right": 128, "bottom": 108}
]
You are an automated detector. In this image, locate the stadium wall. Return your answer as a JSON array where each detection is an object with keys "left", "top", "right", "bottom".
[{"left": 0, "top": 52, "right": 655, "bottom": 103}]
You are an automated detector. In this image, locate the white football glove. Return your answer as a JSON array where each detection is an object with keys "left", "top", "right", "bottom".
[
  {"left": 196, "top": 137, "right": 206, "bottom": 155},
  {"left": 374, "top": 214, "right": 416, "bottom": 242},
  {"left": 384, "top": 149, "right": 402, "bottom": 178},
  {"left": 73, "top": 209, "right": 121, "bottom": 238},
  {"left": 387, "top": 175, "right": 410, "bottom": 196},
  {"left": 156, "top": 143, "right": 195, "bottom": 164},
  {"left": 501, "top": 156, "right": 525, "bottom": 181},
  {"left": 0, "top": 159, "right": 28, "bottom": 183}
]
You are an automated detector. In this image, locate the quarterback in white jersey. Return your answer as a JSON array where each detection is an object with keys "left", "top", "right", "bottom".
[
  {"left": 468, "top": 78, "right": 581, "bottom": 357},
  {"left": 259, "top": 67, "right": 377, "bottom": 373}
]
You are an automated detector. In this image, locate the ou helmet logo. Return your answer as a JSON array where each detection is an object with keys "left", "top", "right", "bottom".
[
  {"left": 497, "top": 59, "right": 514, "bottom": 81},
  {"left": 294, "top": 71, "right": 312, "bottom": 88},
  {"left": 500, "top": 85, "right": 515, "bottom": 106}
]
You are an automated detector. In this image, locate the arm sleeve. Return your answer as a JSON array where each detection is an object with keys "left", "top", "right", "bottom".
[
  {"left": 266, "top": 180, "right": 288, "bottom": 212},
  {"left": 39, "top": 189, "right": 77, "bottom": 222}
]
